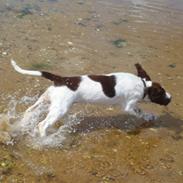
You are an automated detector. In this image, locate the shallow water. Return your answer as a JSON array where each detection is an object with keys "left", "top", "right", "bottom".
[{"left": 0, "top": 0, "right": 183, "bottom": 182}]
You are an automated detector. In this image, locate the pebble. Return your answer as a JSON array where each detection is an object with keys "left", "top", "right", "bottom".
[
  {"left": 149, "top": 128, "right": 158, "bottom": 132},
  {"left": 127, "top": 52, "right": 132, "bottom": 55},
  {"left": 1, "top": 162, "right": 6, "bottom": 167},
  {"left": 167, "top": 77, "right": 173, "bottom": 80},
  {"left": 77, "top": 18, "right": 82, "bottom": 21},
  {"left": 67, "top": 41, "right": 73, "bottom": 46},
  {"left": 178, "top": 170, "right": 183, "bottom": 176},
  {"left": 112, "top": 149, "right": 118, "bottom": 153},
  {"left": 2, "top": 51, "right": 8, "bottom": 56},
  {"left": 126, "top": 135, "right": 131, "bottom": 139},
  {"left": 106, "top": 107, "right": 113, "bottom": 111}
]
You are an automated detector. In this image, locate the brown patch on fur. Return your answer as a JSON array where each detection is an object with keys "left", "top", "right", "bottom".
[
  {"left": 88, "top": 75, "right": 116, "bottom": 98},
  {"left": 42, "top": 71, "right": 81, "bottom": 91},
  {"left": 135, "top": 63, "right": 151, "bottom": 81}
]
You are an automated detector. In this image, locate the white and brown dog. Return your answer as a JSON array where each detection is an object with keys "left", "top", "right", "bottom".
[{"left": 11, "top": 60, "right": 171, "bottom": 137}]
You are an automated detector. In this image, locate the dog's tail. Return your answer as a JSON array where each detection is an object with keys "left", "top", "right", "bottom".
[
  {"left": 11, "top": 59, "right": 42, "bottom": 76},
  {"left": 11, "top": 59, "right": 61, "bottom": 81}
]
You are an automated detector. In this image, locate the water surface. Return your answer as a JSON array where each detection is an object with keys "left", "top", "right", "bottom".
[{"left": 0, "top": 0, "right": 183, "bottom": 182}]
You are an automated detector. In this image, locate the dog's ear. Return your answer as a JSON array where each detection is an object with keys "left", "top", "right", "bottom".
[{"left": 135, "top": 63, "right": 151, "bottom": 81}]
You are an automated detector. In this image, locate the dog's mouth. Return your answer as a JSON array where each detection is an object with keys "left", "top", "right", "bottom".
[
  {"left": 152, "top": 96, "right": 171, "bottom": 106},
  {"left": 162, "top": 97, "right": 171, "bottom": 106}
]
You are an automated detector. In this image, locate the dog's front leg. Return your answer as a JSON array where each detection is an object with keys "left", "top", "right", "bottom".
[
  {"left": 124, "top": 101, "right": 157, "bottom": 121},
  {"left": 133, "top": 108, "right": 157, "bottom": 121}
]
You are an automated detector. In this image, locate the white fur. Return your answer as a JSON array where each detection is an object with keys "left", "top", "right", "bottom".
[
  {"left": 11, "top": 60, "right": 156, "bottom": 137},
  {"left": 11, "top": 59, "right": 42, "bottom": 76},
  {"left": 166, "top": 92, "right": 171, "bottom": 99}
]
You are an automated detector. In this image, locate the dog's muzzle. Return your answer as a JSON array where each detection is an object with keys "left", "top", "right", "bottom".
[
  {"left": 163, "top": 97, "right": 171, "bottom": 106},
  {"left": 163, "top": 92, "right": 172, "bottom": 106}
]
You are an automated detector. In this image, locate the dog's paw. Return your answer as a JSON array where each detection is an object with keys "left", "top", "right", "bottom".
[{"left": 143, "top": 113, "right": 157, "bottom": 122}]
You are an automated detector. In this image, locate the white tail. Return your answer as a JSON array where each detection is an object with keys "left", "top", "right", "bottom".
[{"left": 11, "top": 59, "right": 42, "bottom": 76}]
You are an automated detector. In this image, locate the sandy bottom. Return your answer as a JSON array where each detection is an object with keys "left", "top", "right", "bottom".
[{"left": 0, "top": 0, "right": 183, "bottom": 182}]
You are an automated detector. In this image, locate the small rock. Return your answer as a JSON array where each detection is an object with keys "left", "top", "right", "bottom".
[
  {"left": 126, "top": 135, "right": 131, "bottom": 139},
  {"left": 106, "top": 107, "right": 113, "bottom": 111},
  {"left": 149, "top": 128, "right": 158, "bottom": 132},
  {"left": 178, "top": 170, "right": 183, "bottom": 176},
  {"left": 2, "top": 52, "right": 8, "bottom": 56},
  {"left": 1, "top": 162, "right": 6, "bottom": 167},
  {"left": 78, "top": 1, "right": 84, "bottom": 5},
  {"left": 168, "top": 64, "right": 176, "bottom": 68},
  {"left": 77, "top": 18, "right": 83, "bottom": 21},
  {"left": 127, "top": 52, "right": 132, "bottom": 55},
  {"left": 112, "top": 39, "right": 127, "bottom": 48},
  {"left": 67, "top": 41, "right": 73, "bottom": 46}
]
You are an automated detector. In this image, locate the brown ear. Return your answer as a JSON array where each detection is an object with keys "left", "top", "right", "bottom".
[{"left": 135, "top": 63, "right": 151, "bottom": 81}]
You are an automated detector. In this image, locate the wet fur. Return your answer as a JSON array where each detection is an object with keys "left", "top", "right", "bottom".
[{"left": 11, "top": 60, "right": 171, "bottom": 137}]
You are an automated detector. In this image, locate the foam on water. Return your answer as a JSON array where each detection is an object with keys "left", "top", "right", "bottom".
[
  {"left": 0, "top": 95, "right": 83, "bottom": 149},
  {"left": 25, "top": 111, "right": 84, "bottom": 149}
]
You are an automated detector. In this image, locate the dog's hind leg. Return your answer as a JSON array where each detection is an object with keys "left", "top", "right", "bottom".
[
  {"left": 37, "top": 104, "right": 69, "bottom": 137},
  {"left": 25, "top": 89, "right": 49, "bottom": 113},
  {"left": 37, "top": 87, "right": 75, "bottom": 137},
  {"left": 20, "top": 90, "right": 50, "bottom": 133}
]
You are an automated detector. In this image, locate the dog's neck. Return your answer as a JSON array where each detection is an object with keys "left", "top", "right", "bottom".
[
  {"left": 141, "top": 78, "right": 152, "bottom": 99},
  {"left": 141, "top": 78, "right": 147, "bottom": 99}
]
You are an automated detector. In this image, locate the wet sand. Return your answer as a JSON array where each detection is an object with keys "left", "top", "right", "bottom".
[{"left": 0, "top": 0, "right": 183, "bottom": 182}]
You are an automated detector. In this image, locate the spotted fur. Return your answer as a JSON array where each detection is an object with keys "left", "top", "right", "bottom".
[{"left": 11, "top": 60, "right": 171, "bottom": 137}]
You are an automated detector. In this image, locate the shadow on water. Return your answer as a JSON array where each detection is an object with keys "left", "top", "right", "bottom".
[
  {"left": 73, "top": 113, "right": 183, "bottom": 138},
  {"left": 154, "top": 113, "right": 183, "bottom": 140}
]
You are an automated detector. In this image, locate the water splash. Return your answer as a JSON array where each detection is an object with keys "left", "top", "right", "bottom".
[
  {"left": 25, "top": 111, "right": 85, "bottom": 149},
  {"left": 0, "top": 95, "right": 84, "bottom": 149},
  {"left": 0, "top": 96, "right": 20, "bottom": 145}
]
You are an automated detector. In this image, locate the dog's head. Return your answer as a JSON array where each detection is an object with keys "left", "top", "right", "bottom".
[{"left": 135, "top": 63, "right": 171, "bottom": 106}]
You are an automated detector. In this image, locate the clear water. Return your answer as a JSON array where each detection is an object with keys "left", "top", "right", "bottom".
[{"left": 0, "top": 0, "right": 183, "bottom": 182}]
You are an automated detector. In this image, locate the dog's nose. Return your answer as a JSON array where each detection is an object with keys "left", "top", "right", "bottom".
[
  {"left": 166, "top": 92, "right": 171, "bottom": 99},
  {"left": 168, "top": 95, "right": 172, "bottom": 101},
  {"left": 164, "top": 97, "right": 171, "bottom": 106}
]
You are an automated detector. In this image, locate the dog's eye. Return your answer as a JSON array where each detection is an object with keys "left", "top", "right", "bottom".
[
  {"left": 158, "top": 90, "right": 164, "bottom": 95},
  {"left": 153, "top": 90, "right": 164, "bottom": 99},
  {"left": 159, "top": 89, "right": 165, "bottom": 94}
]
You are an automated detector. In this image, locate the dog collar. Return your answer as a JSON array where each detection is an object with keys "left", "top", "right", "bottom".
[{"left": 141, "top": 78, "right": 147, "bottom": 99}]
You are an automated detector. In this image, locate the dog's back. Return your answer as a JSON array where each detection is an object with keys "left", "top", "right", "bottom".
[{"left": 75, "top": 73, "right": 143, "bottom": 105}]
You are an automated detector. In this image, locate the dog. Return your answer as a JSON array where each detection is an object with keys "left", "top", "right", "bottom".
[{"left": 11, "top": 60, "right": 171, "bottom": 137}]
